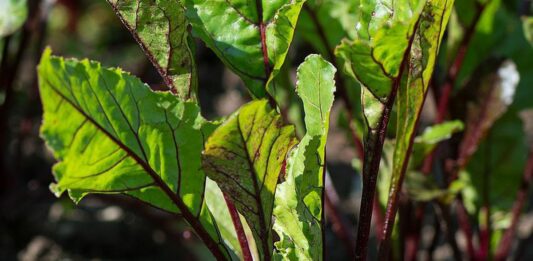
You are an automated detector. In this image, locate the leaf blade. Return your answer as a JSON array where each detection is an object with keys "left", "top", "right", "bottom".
[
  {"left": 108, "top": 0, "right": 197, "bottom": 100},
  {"left": 202, "top": 99, "right": 297, "bottom": 261},
  {"left": 335, "top": 0, "right": 427, "bottom": 129},
  {"left": 379, "top": 0, "right": 455, "bottom": 254},
  {"left": 273, "top": 54, "right": 336, "bottom": 260},
  {"left": 182, "top": 0, "right": 304, "bottom": 98},
  {"left": 38, "top": 48, "right": 231, "bottom": 259}
]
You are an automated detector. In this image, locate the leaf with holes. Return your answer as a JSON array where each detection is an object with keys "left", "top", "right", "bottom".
[
  {"left": 182, "top": 0, "right": 304, "bottom": 98},
  {"left": 38, "top": 48, "right": 231, "bottom": 260},
  {"left": 202, "top": 99, "right": 297, "bottom": 261},
  {"left": 107, "top": 0, "right": 197, "bottom": 100},
  {"left": 273, "top": 54, "right": 336, "bottom": 260}
]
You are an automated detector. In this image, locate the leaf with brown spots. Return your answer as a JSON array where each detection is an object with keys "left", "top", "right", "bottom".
[
  {"left": 202, "top": 100, "right": 297, "bottom": 261},
  {"left": 108, "top": 0, "right": 197, "bottom": 100}
]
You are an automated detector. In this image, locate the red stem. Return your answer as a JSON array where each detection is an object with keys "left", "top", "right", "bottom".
[
  {"left": 355, "top": 14, "right": 422, "bottom": 258},
  {"left": 494, "top": 151, "right": 533, "bottom": 260},
  {"left": 378, "top": 85, "right": 429, "bottom": 260},
  {"left": 436, "top": 3, "right": 484, "bottom": 123},
  {"left": 456, "top": 198, "right": 476, "bottom": 260},
  {"left": 452, "top": 77, "right": 497, "bottom": 178},
  {"left": 259, "top": 22, "right": 271, "bottom": 79},
  {"left": 223, "top": 193, "right": 253, "bottom": 261},
  {"left": 254, "top": 0, "right": 278, "bottom": 109},
  {"left": 477, "top": 206, "right": 490, "bottom": 260}
]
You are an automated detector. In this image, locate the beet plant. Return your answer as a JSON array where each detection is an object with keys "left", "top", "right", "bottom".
[{"left": 28, "top": 0, "right": 533, "bottom": 260}]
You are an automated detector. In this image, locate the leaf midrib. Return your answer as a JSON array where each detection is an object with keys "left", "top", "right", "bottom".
[
  {"left": 236, "top": 107, "right": 274, "bottom": 260},
  {"left": 46, "top": 78, "right": 179, "bottom": 204},
  {"left": 44, "top": 78, "right": 229, "bottom": 259}
]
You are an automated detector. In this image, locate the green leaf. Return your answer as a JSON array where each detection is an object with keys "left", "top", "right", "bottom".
[
  {"left": 416, "top": 120, "right": 464, "bottom": 145},
  {"left": 391, "top": 0, "right": 454, "bottom": 183},
  {"left": 273, "top": 54, "right": 336, "bottom": 260},
  {"left": 337, "top": 1, "right": 454, "bottom": 249},
  {"left": 38, "top": 48, "right": 231, "bottom": 259},
  {"left": 335, "top": 0, "right": 426, "bottom": 129},
  {"left": 387, "top": 0, "right": 454, "bottom": 235},
  {"left": 182, "top": 0, "right": 304, "bottom": 98},
  {"left": 0, "top": 0, "right": 27, "bottom": 37},
  {"left": 202, "top": 99, "right": 297, "bottom": 261},
  {"left": 205, "top": 178, "right": 243, "bottom": 260},
  {"left": 297, "top": 1, "right": 365, "bottom": 144},
  {"left": 107, "top": 0, "right": 197, "bottom": 100},
  {"left": 411, "top": 120, "right": 464, "bottom": 167},
  {"left": 405, "top": 171, "right": 465, "bottom": 203}
]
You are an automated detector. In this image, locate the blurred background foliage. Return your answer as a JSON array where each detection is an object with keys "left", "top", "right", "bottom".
[{"left": 0, "top": 0, "right": 532, "bottom": 260}]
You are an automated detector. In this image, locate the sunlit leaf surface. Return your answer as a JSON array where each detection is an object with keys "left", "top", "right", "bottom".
[
  {"left": 273, "top": 54, "right": 336, "bottom": 260},
  {"left": 38, "top": 49, "right": 231, "bottom": 259},
  {"left": 182, "top": 0, "right": 304, "bottom": 98}
]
